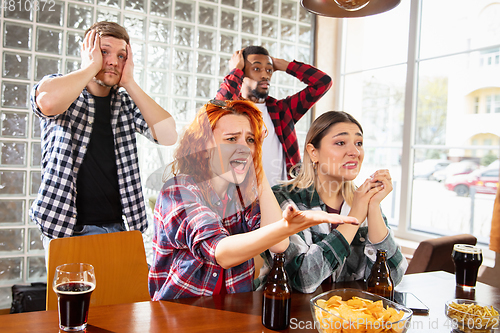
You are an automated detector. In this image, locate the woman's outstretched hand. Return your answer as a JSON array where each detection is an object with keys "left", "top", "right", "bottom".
[{"left": 282, "top": 204, "right": 358, "bottom": 232}]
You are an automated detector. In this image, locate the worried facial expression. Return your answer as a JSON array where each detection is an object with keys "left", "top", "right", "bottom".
[
  {"left": 308, "top": 122, "right": 364, "bottom": 183},
  {"left": 242, "top": 54, "right": 274, "bottom": 100},
  {"left": 208, "top": 114, "right": 256, "bottom": 187},
  {"left": 93, "top": 36, "right": 127, "bottom": 87}
]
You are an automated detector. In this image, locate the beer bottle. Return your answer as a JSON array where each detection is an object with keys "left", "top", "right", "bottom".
[
  {"left": 366, "top": 249, "right": 394, "bottom": 301},
  {"left": 262, "top": 252, "right": 291, "bottom": 330}
]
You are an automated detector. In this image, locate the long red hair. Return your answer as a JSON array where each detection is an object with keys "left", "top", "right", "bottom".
[{"left": 170, "top": 100, "right": 265, "bottom": 208}]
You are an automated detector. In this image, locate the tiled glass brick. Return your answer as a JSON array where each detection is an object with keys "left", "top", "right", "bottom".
[
  {"left": 196, "top": 77, "right": 212, "bottom": 98},
  {"left": 66, "top": 32, "right": 83, "bottom": 57},
  {"left": 147, "top": 72, "right": 167, "bottom": 95},
  {"left": 197, "top": 53, "right": 214, "bottom": 75},
  {"left": 133, "top": 68, "right": 145, "bottom": 88},
  {"left": 173, "top": 24, "right": 193, "bottom": 47},
  {"left": 32, "top": 116, "right": 41, "bottom": 138},
  {"left": 299, "top": 25, "right": 312, "bottom": 45},
  {"left": 3, "top": 3, "right": 33, "bottom": 21},
  {"left": 280, "top": 43, "right": 295, "bottom": 60},
  {"left": 198, "top": 4, "right": 216, "bottom": 27},
  {"left": 77, "top": 0, "right": 95, "bottom": 4},
  {"left": 299, "top": 6, "right": 312, "bottom": 23},
  {"left": 276, "top": 71, "right": 295, "bottom": 86},
  {"left": 1, "top": 141, "right": 26, "bottom": 166},
  {"left": 198, "top": 29, "right": 216, "bottom": 51},
  {"left": 97, "top": 9, "right": 120, "bottom": 23},
  {"left": 125, "top": 0, "right": 145, "bottom": 12},
  {"left": 173, "top": 48, "right": 192, "bottom": 72},
  {"left": 28, "top": 256, "right": 46, "bottom": 282},
  {"left": 0, "top": 200, "right": 24, "bottom": 224},
  {"left": 281, "top": 22, "right": 296, "bottom": 42},
  {"left": 220, "top": 32, "right": 237, "bottom": 54},
  {"left": 1, "top": 111, "right": 28, "bottom": 138},
  {"left": 262, "top": 18, "right": 277, "bottom": 39},
  {"left": 281, "top": 0, "right": 297, "bottom": 20},
  {"left": 0, "top": 258, "right": 23, "bottom": 284},
  {"left": 148, "top": 45, "right": 169, "bottom": 69},
  {"left": 149, "top": 19, "right": 170, "bottom": 43},
  {"left": 37, "top": 0, "right": 64, "bottom": 26},
  {"left": 30, "top": 171, "right": 41, "bottom": 195},
  {"left": 242, "top": 0, "right": 259, "bottom": 11},
  {"left": 0, "top": 287, "right": 12, "bottom": 309},
  {"left": 221, "top": 0, "right": 238, "bottom": 7},
  {"left": 66, "top": 60, "right": 81, "bottom": 74},
  {"left": 67, "top": 3, "right": 94, "bottom": 30},
  {"left": 219, "top": 56, "right": 230, "bottom": 76},
  {"left": 173, "top": 74, "right": 190, "bottom": 96},
  {"left": 175, "top": 0, "right": 194, "bottom": 22},
  {"left": 242, "top": 14, "right": 258, "bottom": 35},
  {"left": 297, "top": 45, "right": 311, "bottom": 63},
  {"left": 172, "top": 98, "right": 191, "bottom": 121},
  {"left": 31, "top": 142, "right": 41, "bottom": 167},
  {"left": 241, "top": 37, "right": 257, "bottom": 48},
  {"left": 124, "top": 14, "right": 146, "bottom": 40},
  {"left": 261, "top": 40, "right": 278, "bottom": 56},
  {"left": 1, "top": 81, "right": 29, "bottom": 109},
  {"left": 262, "top": 0, "right": 278, "bottom": 16},
  {"left": 36, "top": 27, "right": 62, "bottom": 55},
  {"left": 131, "top": 42, "right": 145, "bottom": 66},
  {"left": 150, "top": 0, "right": 171, "bottom": 17},
  {"left": 29, "top": 229, "right": 44, "bottom": 252},
  {"left": 0, "top": 170, "right": 25, "bottom": 196},
  {"left": 0, "top": 229, "right": 24, "bottom": 254},
  {"left": 3, "top": 52, "right": 31, "bottom": 79},
  {"left": 220, "top": 9, "right": 237, "bottom": 31},
  {"left": 3, "top": 22, "right": 32, "bottom": 50},
  {"left": 35, "top": 56, "right": 61, "bottom": 80},
  {"left": 97, "top": 0, "right": 121, "bottom": 9}
]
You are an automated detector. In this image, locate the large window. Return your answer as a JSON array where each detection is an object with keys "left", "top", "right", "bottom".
[
  {"left": 0, "top": 0, "right": 314, "bottom": 309},
  {"left": 340, "top": 0, "right": 500, "bottom": 251}
]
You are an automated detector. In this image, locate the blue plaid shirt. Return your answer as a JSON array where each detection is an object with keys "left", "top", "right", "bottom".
[{"left": 30, "top": 74, "right": 155, "bottom": 239}]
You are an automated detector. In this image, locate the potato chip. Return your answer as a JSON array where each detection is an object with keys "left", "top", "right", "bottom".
[
  {"left": 446, "top": 301, "right": 499, "bottom": 330},
  {"left": 315, "top": 295, "right": 406, "bottom": 333}
]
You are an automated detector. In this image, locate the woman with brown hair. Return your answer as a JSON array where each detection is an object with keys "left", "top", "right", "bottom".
[
  {"left": 257, "top": 111, "right": 408, "bottom": 293},
  {"left": 148, "top": 100, "right": 358, "bottom": 300}
]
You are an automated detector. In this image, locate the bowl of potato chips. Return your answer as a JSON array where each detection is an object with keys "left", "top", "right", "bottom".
[
  {"left": 445, "top": 299, "right": 499, "bottom": 333},
  {"left": 310, "top": 288, "right": 413, "bottom": 333},
  {"left": 310, "top": 289, "right": 413, "bottom": 333}
]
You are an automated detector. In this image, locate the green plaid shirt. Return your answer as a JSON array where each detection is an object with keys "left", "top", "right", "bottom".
[{"left": 255, "top": 184, "right": 408, "bottom": 294}]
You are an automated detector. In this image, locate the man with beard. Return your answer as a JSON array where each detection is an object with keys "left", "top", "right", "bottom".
[
  {"left": 30, "top": 21, "right": 177, "bottom": 259},
  {"left": 216, "top": 46, "right": 332, "bottom": 186}
]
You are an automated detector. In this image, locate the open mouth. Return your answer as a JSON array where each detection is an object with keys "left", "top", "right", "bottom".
[
  {"left": 343, "top": 162, "right": 358, "bottom": 169},
  {"left": 230, "top": 158, "right": 249, "bottom": 173}
]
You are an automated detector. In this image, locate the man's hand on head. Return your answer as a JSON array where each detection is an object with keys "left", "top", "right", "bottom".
[
  {"left": 229, "top": 49, "right": 245, "bottom": 71},
  {"left": 118, "top": 44, "right": 135, "bottom": 89},
  {"left": 81, "top": 30, "right": 103, "bottom": 76},
  {"left": 271, "top": 57, "right": 290, "bottom": 72}
]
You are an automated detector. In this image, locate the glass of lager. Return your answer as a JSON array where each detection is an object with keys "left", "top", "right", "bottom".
[{"left": 452, "top": 244, "right": 482, "bottom": 290}]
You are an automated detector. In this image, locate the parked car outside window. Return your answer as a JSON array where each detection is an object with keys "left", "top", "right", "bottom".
[{"left": 444, "top": 168, "right": 499, "bottom": 197}]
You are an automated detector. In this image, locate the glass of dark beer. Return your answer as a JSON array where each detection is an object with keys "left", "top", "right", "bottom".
[
  {"left": 53, "top": 263, "right": 96, "bottom": 332},
  {"left": 452, "top": 244, "right": 483, "bottom": 290}
]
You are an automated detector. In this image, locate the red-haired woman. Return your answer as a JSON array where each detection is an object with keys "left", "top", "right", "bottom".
[{"left": 148, "top": 100, "right": 358, "bottom": 300}]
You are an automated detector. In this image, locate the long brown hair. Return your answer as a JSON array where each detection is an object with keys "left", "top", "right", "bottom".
[
  {"left": 285, "top": 111, "right": 363, "bottom": 206},
  {"left": 170, "top": 100, "right": 265, "bottom": 207}
]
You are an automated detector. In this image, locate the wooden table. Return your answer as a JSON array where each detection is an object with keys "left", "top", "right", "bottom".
[{"left": 1, "top": 271, "right": 499, "bottom": 332}]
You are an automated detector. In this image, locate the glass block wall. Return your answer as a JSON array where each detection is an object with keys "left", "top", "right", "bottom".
[{"left": 0, "top": 0, "right": 314, "bottom": 308}]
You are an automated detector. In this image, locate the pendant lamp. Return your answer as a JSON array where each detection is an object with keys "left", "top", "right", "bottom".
[{"left": 301, "top": 0, "right": 401, "bottom": 18}]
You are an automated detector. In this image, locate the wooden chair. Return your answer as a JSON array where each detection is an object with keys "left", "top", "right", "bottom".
[
  {"left": 405, "top": 234, "right": 477, "bottom": 274},
  {"left": 46, "top": 230, "right": 151, "bottom": 311}
]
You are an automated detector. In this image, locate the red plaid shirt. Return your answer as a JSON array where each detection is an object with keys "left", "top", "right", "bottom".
[
  {"left": 216, "top": 61, "right": 332, "bottom": 176},
  {"left": 148, "top": 175, "right": 261, "bottom": 300}
]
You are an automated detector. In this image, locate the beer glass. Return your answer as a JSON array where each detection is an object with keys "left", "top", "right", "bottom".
[
  {"left": 53, "top": 263, "right": 96, "bottom": 331},
  {"left": 452, "top": 244, "right": 482, "bottom": 290}
]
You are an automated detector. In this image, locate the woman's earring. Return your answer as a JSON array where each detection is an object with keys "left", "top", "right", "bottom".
[{"left": 313, "top": 161, "right": 318, "bottom": 169}]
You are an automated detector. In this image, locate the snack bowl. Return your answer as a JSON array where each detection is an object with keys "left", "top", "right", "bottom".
[
  {"left": 445, "top": 299, "right": 500, "bottom": 333},
  {"left": 310, "top": 289, "right": 413, "bottom": 333}
]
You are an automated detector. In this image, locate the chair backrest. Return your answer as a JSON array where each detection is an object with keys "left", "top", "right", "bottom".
[
  {"left": 46, "top": 230, "right": 151, "bottom": 311},
  {"left": 405, "top": 234, "right": 477, "bottom": 274}
]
